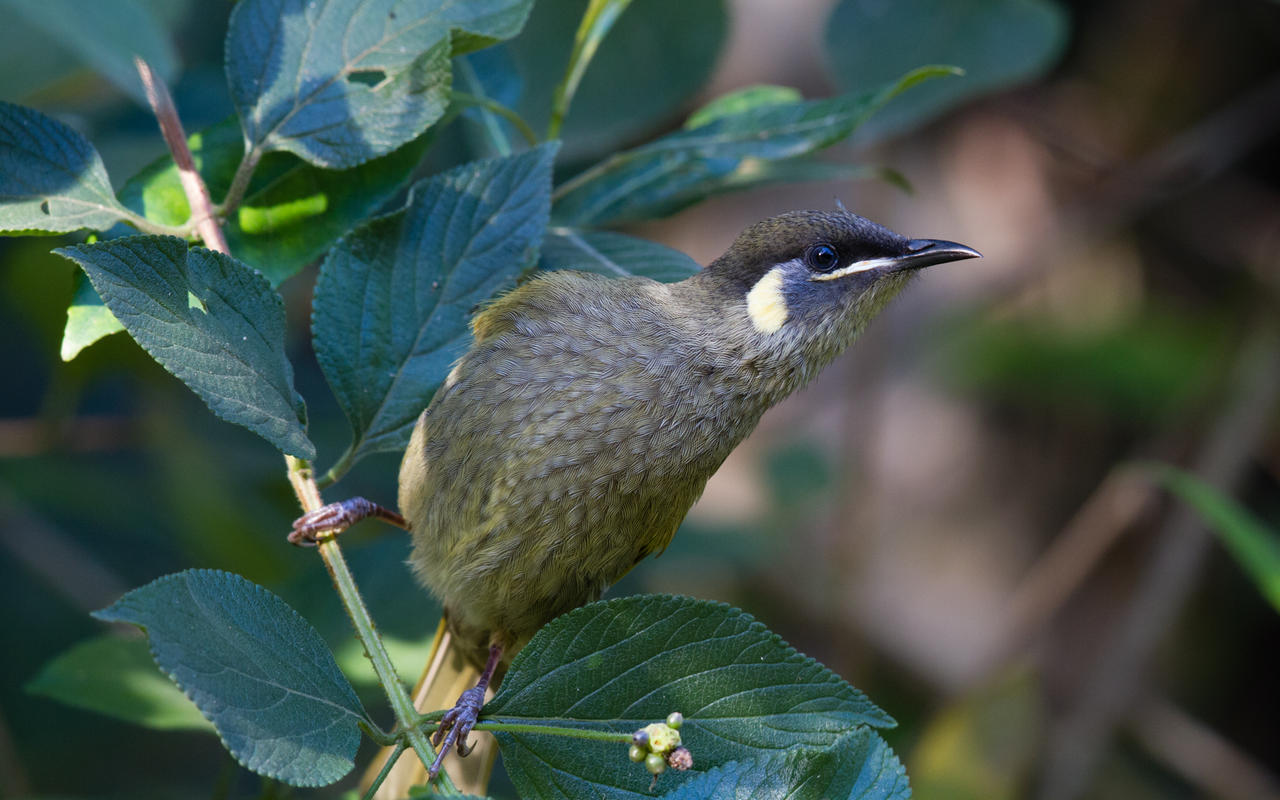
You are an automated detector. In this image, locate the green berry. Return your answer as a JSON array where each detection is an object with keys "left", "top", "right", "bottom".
[
  {"left": 645, "top": 752, "right": 667, "bottom": 775},
  {"left": 666, "top": 712, "right": 683, "bottom": 730},
  {"left": 629, "top": 744, "right": 646, "bottom": 762}
]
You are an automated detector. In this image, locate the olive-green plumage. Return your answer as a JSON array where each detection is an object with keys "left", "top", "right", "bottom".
[{"left": 398, "top": 209, "right": 978, "bottom": 664}]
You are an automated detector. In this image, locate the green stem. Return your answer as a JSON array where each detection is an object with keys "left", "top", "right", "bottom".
[
  {"left": 362, "top": 742, "right": 406, "bottom": 800},
  {"left": 121, "top": 209, "right": 193, "bottom": 238},
  {"left": 284, "top": 456, "right": 461, "bottom": 796},
  {"left": 219, "top": 144, "right": 262, "bottom": 218},
  {"left": 450, "top": 91, "right": 539, "bottom": 149},
  {"left": 455, "top": 60, "right": 516, "bottom": 156},
  {"left": 315, "top": 445, "right": 356, "bottom": 490},
  {"left": 474, "top": 719, "right": 634, "bottom": 744},
  {"left": 547, "top": 0, "right": 634, "bottom": 140}
]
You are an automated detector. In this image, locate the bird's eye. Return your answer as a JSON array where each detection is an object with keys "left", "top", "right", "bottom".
[{"left": 805, "top": 243, "right": 839, "bottom": 272}]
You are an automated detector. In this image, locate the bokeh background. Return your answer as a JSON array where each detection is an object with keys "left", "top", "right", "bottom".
[{"left": 2, "top": 0, "right": 1278, "bottom": 798}]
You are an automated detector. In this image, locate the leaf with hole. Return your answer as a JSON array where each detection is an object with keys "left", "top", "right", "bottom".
[
  {"left": 93, "top": 570, "right": 366, "bottom": 786},
  {"left": 55, "top": 236, "right": 315, "bottom": 458},
  {"left": 824, "top": 0, "right": 1068, "bottom": 140},
  {"left": 314, "top": 142, "right": 556, "bottom": 469},
  {"left": 0, "top": 101, "right": 131, "bottom": 234},
  {"left": 27, "top": 634, "right": 213, "bottom": 732},
  {"left": 487, "top": 594, "right": 896, "bottom": 800},
  {"left": 225, "top": 0, "right": 533, "bottom": 168},
  {"left": 551, "top": 66, "right": 955, "bottom": 226}
]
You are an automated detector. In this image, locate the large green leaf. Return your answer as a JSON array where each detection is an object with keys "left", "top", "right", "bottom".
[
  {"left": 55, "top": 236, "right": 315, "bottom": 458},
  {"left": 94, "top": 570, "right": 366, "bottom": 786},
  {"left": 118, "top": 116, "right": 431, "bottom": 284},
  {"left": 551, "top": 66, "right": 954, "bottom": 227},
  {"left": 1, "top": 0, "right": 177, "bottom": 104},
  {"left": 225, "top": 0, "right": 533, "bottom": 169},
  {"left": 1149, "top": 464, "right": 1280, "bottom": 614},
  {"left": 825, "top": 0, "right": 1068, "bottom": 140},
  {"left": 661, "top": 730, "right": 910, "bottom": 800},
  {"left": 488, "top": 595, "right": 895, "bottom": 799},
  {"left": 314, "top": 143, "right": 556, "bottom": 467},
  {"left": 540, "top": 227, "right": 699, "bottom": 282},
  {"left": 507, "top": 0, "right": 727, "bottom": 163},
  {"left": 0, "top": 101, "right": 131, "bottom": 234},
  {"left": 27, "top": 634, "right": 213, "bottom": 732}
]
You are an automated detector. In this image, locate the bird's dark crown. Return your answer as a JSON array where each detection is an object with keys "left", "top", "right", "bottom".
[{"left": 703, "top": 210, "right": 909, "bottom": 291}]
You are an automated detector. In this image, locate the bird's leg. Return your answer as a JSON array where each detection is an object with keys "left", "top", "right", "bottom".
[
  {"left": 428, "top": 642, "right": 503, "bottom": 780},
  {"left": 288, "top": 497, "right": 407, "bottom": 546}
]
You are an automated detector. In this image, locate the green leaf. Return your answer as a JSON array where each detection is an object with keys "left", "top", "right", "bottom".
[
  {"left": 684, "top": 84, "right": 804, "bottom": 129},
  {"left": 541, "top": 227, "right": 699, "bottom": 282},
  {"left": 225, "top": 0, "right": 533, "bottom": 169},
  {"left": 61, "top": 275, "right": 124, "bottom": 361},
  {"left": 488, "top": 595, "right": 895, "bottom": 799},
  {"left": 661, "top": 730, "right": 910, "bottom": 800},
  {"left": 55, "top": 236, "right": 315, "bottom": 458},
  {"left": 314, "top": 143, "right": 556, "bottom": 467},
  {"left": 0, "top": 101, "right": 131, "bottom": 234},
  {"left": 27, "top": 634, "right": 214, "bottom": 731},
  {"left": 93, "top": 570, "right": 366, "bottom": 787},
  {"left": 1148, "top": 464, "right": 1280, "bottom": 614},
  {"left": 508, "top": 0, "right": 727, "bottom": 162},
  {"left": 825, "top": 0, "right": 1068, "bottom": 139},
  {"left": 551, "top": 66, "right": 954, "bottom": 226},
  {"left": 2, "top": 0, "right": 177, "bottom": 104},
  {"left": 118, "top": 117, "right": 430, "bottom": 284}
]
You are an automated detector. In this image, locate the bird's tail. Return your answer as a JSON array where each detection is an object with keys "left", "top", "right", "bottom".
[{"left": 362, "top": 618, "right": 500, "bottom": 798}]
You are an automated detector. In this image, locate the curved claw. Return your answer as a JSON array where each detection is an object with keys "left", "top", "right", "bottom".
[
  {"left": 288, "top": 497, "right": 408, "bottom": 546},
  {"left": 427, "top": 686, "right": 486, "bottom": 779}
]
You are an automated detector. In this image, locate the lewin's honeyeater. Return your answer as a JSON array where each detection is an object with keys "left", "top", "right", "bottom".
[{"left": 291, "top": 208, "right": 979, "bottom": 790}]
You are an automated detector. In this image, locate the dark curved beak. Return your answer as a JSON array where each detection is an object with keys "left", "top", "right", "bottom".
[{"left": 897, "top": 239, "right": 982, "bottom": 271}]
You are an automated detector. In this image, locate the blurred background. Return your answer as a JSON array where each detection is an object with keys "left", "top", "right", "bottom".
[{"left": 2, "top": 0, "right": 1278, "bottom": 798}]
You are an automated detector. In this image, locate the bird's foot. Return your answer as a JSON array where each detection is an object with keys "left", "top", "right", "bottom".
[
  {"left": 288, "top": 497, "right": 407, "bottom": 546},
  {"left": 426, "top": 642, "right": 503, "bottom": 782},
  {"left": 428, "top": 685, "right": 486, "bottom": 778}
]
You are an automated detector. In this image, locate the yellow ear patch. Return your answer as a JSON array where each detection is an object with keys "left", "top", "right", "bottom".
[{"left": 746, "top": 267, "right": 788, "bottom": 334}]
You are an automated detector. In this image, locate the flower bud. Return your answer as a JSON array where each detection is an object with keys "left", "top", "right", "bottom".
[{"left": 666, "top": 746, "right": 693, "bottom": 771}]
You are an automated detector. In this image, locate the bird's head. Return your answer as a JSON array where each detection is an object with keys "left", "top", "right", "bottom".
[{"left": 692, "top": 209, "right": 980, "bottom": 393}]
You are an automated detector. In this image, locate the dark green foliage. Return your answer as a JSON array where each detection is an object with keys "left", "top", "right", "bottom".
[
  {"left": 225, "top": 0, "right": 533, "bottom": 168},
  {"left": 825, "top": 0, "right": 1068, "bottom": 140},
  {"left": 540, "top": 227, "right": 700, "bottom": 281},
  {"left": 314, "top": 142, "right": 557, "bottom": 467},
  {"left": 94, "top": 570, "right": 366, "bottom": 786},
  {"left": 0, "top": 101, "right": 130, "bottom": 234},
  {"left": 489, "top": 595, "right": 897, "bottom": 800},
  {"left": 55, "top": 236, "right": 315, "bottom": 458},
  {"left": 551, "top": 66, "right": 955, "bottom": 227}
]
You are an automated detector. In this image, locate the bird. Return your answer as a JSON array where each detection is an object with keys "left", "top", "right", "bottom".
[{"left": 290, "top": 208, "right": 979, "bottom": 794}]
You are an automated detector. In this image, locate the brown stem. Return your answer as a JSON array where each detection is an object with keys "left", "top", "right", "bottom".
[{"left": 133, "top": 57, "right": 230, "bottom": 254}]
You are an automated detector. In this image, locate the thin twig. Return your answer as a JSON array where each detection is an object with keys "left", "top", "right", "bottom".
[
  {"left": 973, "top": 465, "right": 1156, "bottom": 678},
  {"left": 1130, "top": 694, "right": 1280, "bottom": 800},
  {"left": 133, "top": 56, "right": 457, "bottom": 795},
  {"left": 134, "top": 57, "right": 229, "bottom": 254},
  {"left": 1036, "top": 321, "right": 1280, "bottom": 800}
]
